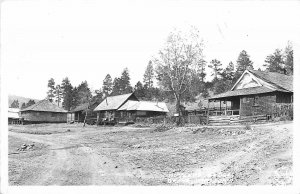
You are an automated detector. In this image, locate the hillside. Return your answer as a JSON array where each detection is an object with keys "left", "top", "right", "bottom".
[{"left": 8, "top": 95, "right": 40, "bottom": 108}]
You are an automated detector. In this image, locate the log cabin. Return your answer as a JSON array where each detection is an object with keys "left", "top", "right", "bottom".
[{"left": 19, "top": 99, "right": 67, "bottom": 123}]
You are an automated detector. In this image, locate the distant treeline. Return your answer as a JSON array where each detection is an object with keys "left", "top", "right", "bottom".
[{"left": 45, "top": 30, "right": 293, "bottom": 113}]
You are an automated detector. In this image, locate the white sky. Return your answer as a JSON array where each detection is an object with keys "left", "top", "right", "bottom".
[{"left": 1, "top": 0, "right": 300, "bottom": 100}]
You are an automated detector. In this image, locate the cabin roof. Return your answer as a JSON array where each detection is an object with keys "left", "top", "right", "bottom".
[
  {"left": 93, "top": 93, "right": 136, "bottom": 111},
  {"left": 249, "top": 70, "right": 293, "bottom": 92},
  {"left": 118, "top": 100, "right": 169, "bottom": 112},
  {"left": 209, "top": 86, "right": 288, "bottom": 100},
  {"left": 209, "top": 70, "right": 293, "bottom": 100},
  {"left": 20, "top": 99, "right": 67, "bottom": 113}
]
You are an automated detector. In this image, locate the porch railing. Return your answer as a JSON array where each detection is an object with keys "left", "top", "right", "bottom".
[{"left": 208, "top": 109, "right": 239, "bottom": 116}]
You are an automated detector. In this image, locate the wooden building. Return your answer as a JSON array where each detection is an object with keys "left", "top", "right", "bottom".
[
  {"left": 118, "top": 100, "right": 169, "bottom": 123},
  {"left": 20, "top": 99, "right": 67, "bottom": 123},
  {"left": 207, "top": 70, "right": 293, "bottom": 124},
  {"left": 67, "top": 101, "right": 99, "bottom": 124},
  {"left": 93, "top": 93, "right": 139, "bottom": 124}
]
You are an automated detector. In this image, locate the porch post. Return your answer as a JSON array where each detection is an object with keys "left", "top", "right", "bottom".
[
  {"left": 207, "top": 99, "right": 210, "bottom": 125},
  {"left": 220, "top": 100, "right": 222, "bottom": 115}
]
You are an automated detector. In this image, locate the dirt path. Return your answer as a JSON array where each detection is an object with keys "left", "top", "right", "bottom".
[
  {"left": 9, "top": 131, "right": 142, "bottom": 185},
  {"left": 174, "top": 123, "right": 293, "bottom": 185}
]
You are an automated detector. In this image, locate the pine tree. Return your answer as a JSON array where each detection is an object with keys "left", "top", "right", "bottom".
[
  {"left": 222, "top": 61, "right": 235, "bottom": 81},
  {"left": 10, "top": 100, "right": 19, "bottom": 108},
  {"left": 143, "top": 61, "right": 155, "bottom": 89},
  {"left": 61, "top": 77, "right": 73, "bottom": 111},
  {"left": 76, "top": 81, "right": 92, "bottom": 105},
  {"left": 102, "top": 74, "right": 113, "bottom": 97},
  {"left": 26, "top": 100, "right": 35, "bottom": 107},
  {"left": 120, "top": 68, "right": 133, "bottom": 94},
  {"left": 21, "top": 102, "right": 26, "bottom": 109},
  {"left": 284, "top": 42, "right": 293, "bottom": 75},
  {"left": 47, "top": 78, "right": 55, "bottom": 102},
  {"left": 54, "top": 85, "right": 63, "bottom": 106},
  {"left": 263, "top": 49, "right": 285, "bottom": 74},
  {"left": 197, "top": 59, "right": 207, "bottom": 83},
  {"left": 236, "top": 50, "right": 254, "bottom": 73},
  {"left": 134, "top": 81, "right": 146, "bottom": 99},
  {"left": 112, "top": 77, "right": 122, "bottom": 96},
  {"left": 208, "top": 59, "right": 223, "bottom": 81}
]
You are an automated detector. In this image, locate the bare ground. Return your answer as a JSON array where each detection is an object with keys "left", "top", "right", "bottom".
[{"left": 8, "top": 121, "right": 293, "bottom": 185}]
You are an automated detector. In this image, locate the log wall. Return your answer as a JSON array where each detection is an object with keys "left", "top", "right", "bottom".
[{"left": 21, "top": 111, "right": 67, "bottom": 123}]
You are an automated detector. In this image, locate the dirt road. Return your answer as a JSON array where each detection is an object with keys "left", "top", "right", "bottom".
[{"left": 8, "top": 122, "right": 293, "bottom": 185}]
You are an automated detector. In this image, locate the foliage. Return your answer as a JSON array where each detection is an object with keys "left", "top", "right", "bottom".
[
  {"left": 10, "top": 100, "right": 19, "bottom": 108},
  {"left": 143, "top": 61, "right": 155, "bottom": 89},
  {"left": 21, "top": 99, "right": 36, "bottom": 109},
  {"left": 47, "top": 78, "right": 55, "bottom": 102},
  {"left": 263, "top": 49, "right": 285, "bottom": 74},
  {"left": 61, "top": 77, "right": 73, "bottom": 111},
  {"left": 54, "top": 85, "right": 63, "bottom": 106},
  {"left": 208, "top": 59, "right": 223, "bottom": 81},
  {"left": 134, "top": 81, "right": 146, "bottom": 99},
  {"left": 102, "top": 74, "right": 113, "bottom": 97},
  {"left": 284, "top": 42, "right": 293, "bottom": 75},
  {"left": 153, "top": 28, "right": 204, "bottom": 124},
  {"left": 111, "top": 68, "right": 133, "bottom": 95}
]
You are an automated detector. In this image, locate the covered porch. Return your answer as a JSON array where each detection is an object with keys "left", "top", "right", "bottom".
[{"left": 207, "top": 96, "right": 240, "bottom": 116}]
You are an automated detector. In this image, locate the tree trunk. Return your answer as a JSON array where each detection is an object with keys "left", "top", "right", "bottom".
[
  {"left": 83, "top": 110, "right": 88, "bottom": 127},
  {"left": 175, "top": 96, "right": 181, "bottom": 126}
]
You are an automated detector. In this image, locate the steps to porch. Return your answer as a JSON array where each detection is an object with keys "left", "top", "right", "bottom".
[{"left": 208, "top": 114, "right": 267, "bottom": 125}]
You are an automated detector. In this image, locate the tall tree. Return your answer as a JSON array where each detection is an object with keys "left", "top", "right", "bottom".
[
  {"left": 234, "top": 50, "right": 254, "bottom": 82},
  {"left": 134, "top": 81, "right": 146, "bottom": 99},
  {"left": 10, "top": 100, "right": 19, "bottom": 108},
  {"left": 208, "top": 59, "right": 223, "bottom": 81},
  {"left": 93, "top": 89, "right": 103, "bottom": 103},
  {"left": 111, "top": 77, "right": 122, "bottom": 96},
  {"left": 120, "top": 68, "right": 133, "bottom": 94},
  {"left": 153, "top": 28, "right": 204, "bottom": 125},
  {"left": 76, "top": 81, "right": 92, "bottom": 105},
  {"left": 61, "top": 77, "right": 73, "bottom": 111},
  {"left": 222, "top": 61, "right": 235, "bottom": 81},
  {"left": 263, "top": 49, "right": 285, "bottom": 74},
  {"left": 47, "top": 78, "right": 55, "bottom": 102},
  {"left": 236, "top": 50, "right": 254, "bottom": 73},
  {"left": 143, "top": 61, "right": 155, "bottom": 89},
  {"left": 197, "top": 58, "right": 207, "bottom": 83},
  {"left": 102, "top": 74, "right": 113, "bottom": 97},
  {"left": 284, "top": 42, "right": 293, "bottom": 75},
  {"left": 26, "top": 100, "right": 35, "bottom": 107},
  {"left": 21, "top": 102, "right": 26, "bottom": 109},
  {"left": 54, "top": 85, "right": 63, "bottom": 106}
]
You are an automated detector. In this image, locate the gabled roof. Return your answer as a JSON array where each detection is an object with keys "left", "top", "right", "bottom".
[
  {"left": 20, "top": 99, "right": 67, "bottom": 113},
  {"left": 249, "top": 70, "right": 293, "bottom": 92},
  {"left": 93, "top": 93, "right": 137, "bottom": 111},
  {"left": 118, "top": 100, "right": 169, "bottom": 112},
  {"left": 209, "top": 86, "right": 279, "bottom": 100},
  {"left": 209, "top": 69, "right": 293, "bottom": 100}
]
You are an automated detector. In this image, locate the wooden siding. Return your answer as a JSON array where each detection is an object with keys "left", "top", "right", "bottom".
[
  {"left": 21, "top": 111, "right": 67, "bottom": 123},
  {"left": 240, "top": 93, "right": 276, "bottom": 116}
]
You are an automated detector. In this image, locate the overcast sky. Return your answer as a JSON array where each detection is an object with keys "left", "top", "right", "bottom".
[{"left": 1, "top": 0, "right": 299, "bottom": 100}]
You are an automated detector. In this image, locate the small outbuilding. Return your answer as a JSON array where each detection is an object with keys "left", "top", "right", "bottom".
[
  {"left": 67, "top": 101, "right": 99, "bottom": 124},
  {"left": 20, "top": 99, "right": 67, "bottom": 123}
]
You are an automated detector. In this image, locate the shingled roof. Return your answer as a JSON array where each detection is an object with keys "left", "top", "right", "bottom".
[
  {"left": 249, "top": 70, "right": 293, "bottom": 92},
  {"left": 93, "top": 93, "right": 137, "bottom": 111},
  {"left": 118, "top": 100, "right": 169, "bottom": 112},
  {"left": 20, "top": 99, "right": 67, "bottom": 113},
  {"left": 209, "top": 70, "right": 293, "bottom": 100}
]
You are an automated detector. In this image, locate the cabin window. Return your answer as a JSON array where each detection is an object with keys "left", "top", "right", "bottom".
[{"left": 253, "top": 96, "right": 259, "bottom": 106}]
